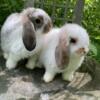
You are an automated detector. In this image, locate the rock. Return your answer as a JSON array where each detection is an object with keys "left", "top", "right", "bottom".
[{"left": 0, "top": 54, "right": 100, "bottom": 100}]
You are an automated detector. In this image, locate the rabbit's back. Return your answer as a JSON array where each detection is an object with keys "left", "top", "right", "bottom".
[{"left": 1, "top": 13, "right": 24, "bottom": 53}]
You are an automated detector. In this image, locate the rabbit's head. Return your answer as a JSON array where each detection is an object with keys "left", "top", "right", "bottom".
[
  {"left": 21, "top": 7, "right": 52, "bottom": 51},
  {"left": 55, "top": 24, "right": 89, "bottom": 70},
  {"left": 60, "top": 24, "right": 90, "bottom": 58}
]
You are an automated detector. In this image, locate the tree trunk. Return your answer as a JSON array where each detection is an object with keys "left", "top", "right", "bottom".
[
  {"left": 24, "top": 0, "right": 34, "bottom": 8},
  {"left": 73, "top": 0, "right": 85, "bottom": 25}
]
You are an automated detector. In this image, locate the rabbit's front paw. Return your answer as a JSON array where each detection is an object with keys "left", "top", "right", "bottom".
[
  {"left": 62, "top": 72, "right": 74, "bottom": 81},
  {"left": 6, "top": 59, "right": 16, "bottom": 70},
  {"left": 43, "top": 72, "right": 55, "bottom": 83},
  {"left": 26, "top": 61, "right": 35, "bottom": 70},
  {"left": 3, "top": 53, "right": 9, "bottom": 59},
  {"left": 26, "top": 56, "right": 37, "bottom": 70}
]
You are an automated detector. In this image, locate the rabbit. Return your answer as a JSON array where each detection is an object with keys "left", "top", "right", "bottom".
[
  {"left": 29, "top": 23, "right": 89, "bottom": 83},
  {"left": 1, "top": 7, "right": 52, "bottom": 70}
]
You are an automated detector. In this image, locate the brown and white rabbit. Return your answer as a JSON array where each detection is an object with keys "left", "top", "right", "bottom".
[
  {"left": 1, "top": 7, "right": 52, "bottom": 70},
  {"left": 27, "top": 23, "right": 89, "bottom": 82}
]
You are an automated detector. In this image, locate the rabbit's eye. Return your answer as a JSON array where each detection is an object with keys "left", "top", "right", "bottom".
[
  {"left": 35, "top": 15, "right": 43, "bottom": 25},
  {"left": 35, "top": 18, "right": 41, "bottom": 24},
  {"left": 70, "top": 38, "right": 77, "bottom": 44},
  {"left": 32, "top": 16, "right": 44, "bottom": 29}
]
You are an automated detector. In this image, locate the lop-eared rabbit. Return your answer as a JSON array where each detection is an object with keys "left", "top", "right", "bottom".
[
  {"left": 1, "top": 7, "right": 52, "bottom": 70},
  {"left": 27, "top": 23, "right": 90, "bottom": 83}
]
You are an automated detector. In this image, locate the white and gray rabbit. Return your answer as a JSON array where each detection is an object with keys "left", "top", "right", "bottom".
[
  {"left": 1, "top": 7, "right": 52, "bottom": 70},
  {"left": 27, "top": 23, "right": 90, "bottom": 83}
]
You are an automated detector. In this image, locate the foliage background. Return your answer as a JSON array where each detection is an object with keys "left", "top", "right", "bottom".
[{"left": 0, "top": 0, "right": 100, "bottom": 62}]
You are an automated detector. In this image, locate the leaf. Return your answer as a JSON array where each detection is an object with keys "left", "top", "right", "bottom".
[{"left": 89, "top": 43, "right": 97, "bottom": 56}]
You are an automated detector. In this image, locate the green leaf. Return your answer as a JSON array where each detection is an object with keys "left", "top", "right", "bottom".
[{"left": 89, "top": 43, "right": 98, "bottom": 56}]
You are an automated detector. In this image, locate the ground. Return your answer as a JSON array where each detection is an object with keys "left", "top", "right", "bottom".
[{"left": 0, "top": 51, "right": 100, "bottom": 100}]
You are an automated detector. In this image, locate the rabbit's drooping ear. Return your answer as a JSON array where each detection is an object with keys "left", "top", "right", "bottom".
[
  {"left": 23, "top": 20, "right": 36, "bottom": 51},
  {"left": 55, "top": 34, "right": 70, "bottom": 70},
  {"left": 43, "top": 20, "right": 53, "bottom": 33}
]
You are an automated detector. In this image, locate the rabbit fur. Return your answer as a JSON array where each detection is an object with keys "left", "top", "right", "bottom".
[
  {"left": 1, "top": 7, "right": 52, "bottom": 70},
  {"left": 27, "top": 23, "right": 90, "bottom": 83}
]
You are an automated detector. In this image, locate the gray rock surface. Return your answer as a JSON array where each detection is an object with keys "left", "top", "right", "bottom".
[{"left": 0, "top": 54, "right": 100, "bottom": 100}]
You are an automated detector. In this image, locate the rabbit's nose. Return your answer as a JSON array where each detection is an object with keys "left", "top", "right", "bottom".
[{"left": 76, "top": 47, "right": 87, "bottom": 55}]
